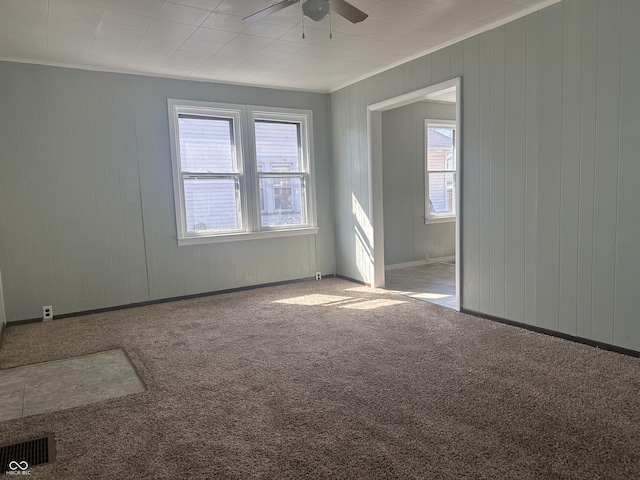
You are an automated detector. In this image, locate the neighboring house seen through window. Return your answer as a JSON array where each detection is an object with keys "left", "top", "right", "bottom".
[
  {"left": 425, "top": 120, "right": 456, "bottom": 223},
  {"left": 168, "top": 100, "right": 317, "bottom": 245}
]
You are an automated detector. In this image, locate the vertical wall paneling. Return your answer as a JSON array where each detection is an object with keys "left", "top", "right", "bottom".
[
  {"left": 411, "top": 104, "right": 424, "bottom": 262},
  {"left": 331, "top": 88, "right": 348, "bottom": 277},
  {"left": 84, "top": 72, "right": 116, "bottom": 308},
  {"left": 524, "top": 14, "right": 539, "bottom": 326},
  {"left": 404, "top": 60, "right": 418, "bottom": 94},
  {"left": 0, "top": 62, "right": 37, "bottom": 320},
  {"left": 441, "top": 48, "right": 451, "bottom": 80},
  {"left": 329, "top": 0, "right": 640, "bottom": 351},
  {"left": 109, "top": 74, "right": 150, "bottom": 303},
  {"left": 591, "top": 0, "right": 622, "bottom": 344},
  {"left": 32, "top": 66, "right": 72, "bottom": 315},
  {"left": 142, "top": 76, "right": 176, "bottom": 300},
  {"left": 451, "top": 43, "right": 464, "bottom": 78},
  {"left": 346, "top": 86, "right": 358, "bottom": 279},
  {"left": 558, "top": 0, "right": 582, "bottom": 335},
  {"left": 12, "top": 64, "right": 56, "bottom": 312},
  {"left": 416, "top": 55, "right": 432, "bottom": 90},
  {"left": 95, "top": 72, "right": 132, "bottom": 306},
  {"left": 489, "top": 27, "right": 506, "bottom": 317},
  {"left": 0, "top": 183, "right": 11, "bottom": 323},
  {"left": 49, "top": 68, "right": 90, "bottom": 313},
  {"left": 233, "top": 241, "right": 249, "bottom": 286},
  {"left": 504, "top": 19, "right": 527, "bottom": 323},
  {"left": 431, "top": 50, "right": 443, "bottom": 84},
  {"left": 0, "top": 63, "right": 333, "bottom": 321},
  {"left": 199, "top": 244, "right": 215, "bottom": 293},
  {"left": 382, "top": 108, "right": 397, "bottom": 264},
  {"left": 478, "top": 32, "right": 492, "bottom": 314},
  {"left": 576, "top": 0, "right": 598, "bottom": 339},
  {"left": 535, "top": 3, "right": 563, "bottom": 331},
  {"left": 382, "top": 102, "right": 456, "bottom": 266},
  {"left": 67, "top": 70, "right": 105, "bottom": 310},
  {"left": 132, "top": 75, "right": 157, "bottom": 300},
  {"left": 614, "top": 0, "right": 640, "bottom": 349},
  {"left": 394, "top": 65, "right": 405, "bottom": 97},
  {"left": 461, "top": 36, "right": 481, "bottom": 311}
]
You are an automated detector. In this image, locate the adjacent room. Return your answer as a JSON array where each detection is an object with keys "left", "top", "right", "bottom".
[
  {"left": 1, "top": 0, "right": 639, "bottom": 478},
  {"left": 381, "top": 83, "right": 459, "bottom": 309}
]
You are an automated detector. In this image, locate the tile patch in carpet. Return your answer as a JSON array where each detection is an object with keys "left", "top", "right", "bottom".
[
  {"left": 0, "top": 349, "right": 144, "bottom": 421},
  {"left": 0, "top": 434, "right": 55, "bottom": 473}
]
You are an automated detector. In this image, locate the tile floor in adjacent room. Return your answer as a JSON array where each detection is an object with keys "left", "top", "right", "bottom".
[
  {"left": 384, "top": 262, "right": 456, "bottom": 309},
  {"left": 0, "top": 349, "right": 145, "bottom": 421}
]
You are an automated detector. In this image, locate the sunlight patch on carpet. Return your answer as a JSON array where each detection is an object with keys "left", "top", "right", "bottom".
[
  {"left": 406, "top": 292, "right": 451, "bottom": 300},
  {"left": 274, "top": 294, "right": 353, "bottom": 306},
  {"left": 343, "top": 286, "right": 388, "bottom": 294},
  {"left": 340, "top": 299, "right": 406, "bottom": 310}
]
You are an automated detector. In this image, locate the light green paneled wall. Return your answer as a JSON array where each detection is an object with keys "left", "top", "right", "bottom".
[
  {"left": 0, "top": 62, "right": 335, "bottom": 322},
  {"left": 382, "top": 102, "right": 456, "bottom": 266},
  {"left": 331, "top": 0, "right": 640, "bottom": 351},
  {"left": 0, "top": 269, "right": 5, "bottom": 338}
]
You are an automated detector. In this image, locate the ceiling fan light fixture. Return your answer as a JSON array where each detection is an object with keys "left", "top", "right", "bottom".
[{"left": 302, "top": 0, "right": 330, "bottom": 21}]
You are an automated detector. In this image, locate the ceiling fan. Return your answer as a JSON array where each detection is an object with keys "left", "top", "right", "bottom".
[{"left": 243, "top": 0, "right": 368, "bottom": 24}]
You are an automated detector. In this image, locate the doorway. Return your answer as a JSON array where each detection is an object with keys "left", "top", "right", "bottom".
[{"left": 367, "top": 78, "right": 461, "bottom": 310}]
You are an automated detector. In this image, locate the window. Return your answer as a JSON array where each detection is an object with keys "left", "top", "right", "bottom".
[
  {"left": 168, "top": 100, "right": 317, "bottom": 245},
  {"left": 425, "top": 120, "right": 456, "bottom": 223}
]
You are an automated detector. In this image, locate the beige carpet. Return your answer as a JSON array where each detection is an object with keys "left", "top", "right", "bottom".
[{"left": 0, "top": 278, "right": 638, "bottom": 479}]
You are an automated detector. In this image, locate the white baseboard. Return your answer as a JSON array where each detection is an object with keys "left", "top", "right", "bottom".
[
  {"left": 385, "top": 260, "right": 427, "bottom": 271},
  {"left": 429, "top": 255, "right": 455, "bottom": 264}
]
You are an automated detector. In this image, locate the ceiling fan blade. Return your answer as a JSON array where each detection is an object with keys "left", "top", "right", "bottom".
[
  {"left": 328, "top": 0, "right": 368, "bottom": 23},
  {"left": 243, "top": 0, "right": 299, "bottom": 22}
]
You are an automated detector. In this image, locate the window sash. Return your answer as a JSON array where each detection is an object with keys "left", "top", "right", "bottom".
[
  {"left": 425, "top": 120, "right": 456, "bottom": 222},
  {"left": 177, "top": 114, "right": 238, "bottom": 174},
  {"left": 181, "top": 173, "right": 243, "bottom": 235},
  {"left": 257, "top": 173, "right": 308, "bottom": 228},
  {"left": 250, "top": 110, "right": 313, "bottom": 232}
]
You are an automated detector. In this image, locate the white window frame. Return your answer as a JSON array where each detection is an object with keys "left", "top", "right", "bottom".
[
  {"left": 247, "top": 107, "right": 316, "bottom": 233},
  {"left": 168, "top": 99, "right": 318, "bottom": 245},
  {"left": 425, "top": 119, "right": 457, "bottom": 224}
]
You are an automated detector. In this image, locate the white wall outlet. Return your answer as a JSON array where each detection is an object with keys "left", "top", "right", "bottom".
[
  {"left": 42, "top": 305, "right": 53, "bottom": 321},
  {"left": 315, "top": 272, "right": 322, "bottom": 280}
]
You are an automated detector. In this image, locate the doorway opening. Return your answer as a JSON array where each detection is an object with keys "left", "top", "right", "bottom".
[{"left": 367, "top": 78, "right": 461, "bottom": 310}]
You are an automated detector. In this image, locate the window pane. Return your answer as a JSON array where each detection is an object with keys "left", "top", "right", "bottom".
[
  {"left": 184, "top": 177, "right": 240, "bottom": 232},
  {"left": 178, "top": 115, "right": 235, "bottom": 173},
  {"left": 255, "top": 120, "right": 301, "bottom": 172},
  {"left": 427, "top": 127, "right": 455, "bottom": 171},
  {"left": 259, "top": 176, "right": 306, "bottom": 227},
  {"left": 428, "top": 172, "right": 455, "bottom": 215}
]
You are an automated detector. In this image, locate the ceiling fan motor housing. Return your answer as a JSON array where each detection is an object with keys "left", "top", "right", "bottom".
[{"left": 302, "top": 0, "right": 330, "bottom": 21}]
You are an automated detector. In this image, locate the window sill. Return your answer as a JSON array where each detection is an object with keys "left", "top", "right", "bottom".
[
  {"left": 177, "top": 226, "right": 319, "bottom": 246},
  {"left": 425, "top": 216, "right": 456, "bottom": 225}
]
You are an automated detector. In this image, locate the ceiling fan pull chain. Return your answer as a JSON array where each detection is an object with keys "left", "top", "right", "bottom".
[{"left": 301, "top": 6, "right": 306, "bottom": 38}]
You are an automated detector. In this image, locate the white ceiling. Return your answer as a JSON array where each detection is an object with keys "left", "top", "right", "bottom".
[{"left": 0, "top": 0, "right": 556, "bottom": 92}]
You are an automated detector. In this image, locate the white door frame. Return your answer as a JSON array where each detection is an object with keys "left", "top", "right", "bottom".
[{"left": 366, "top": 77, "right": 462, "bottom": 310}]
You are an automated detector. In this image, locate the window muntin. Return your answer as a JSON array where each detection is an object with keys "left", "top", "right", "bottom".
[
  {"left": 168, "top": 100, "right": 316, "bottom": 245},
  {"left": 425, "top": 121, "right": 456, "bottom": 222}
]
